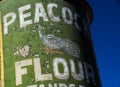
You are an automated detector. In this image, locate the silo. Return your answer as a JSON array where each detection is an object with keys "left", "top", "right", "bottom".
[{"left": 0, "top": 0, "right": 101, "bottom": 87}]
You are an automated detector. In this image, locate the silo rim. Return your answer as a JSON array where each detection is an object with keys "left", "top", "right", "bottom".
[{"left": 75, "top": 0, "right": 93, "bottom": 24}]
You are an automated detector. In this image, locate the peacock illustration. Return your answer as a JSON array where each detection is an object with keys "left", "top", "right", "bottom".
[{"left": 37, "top": 24, "right": 81, "bottom": 59}]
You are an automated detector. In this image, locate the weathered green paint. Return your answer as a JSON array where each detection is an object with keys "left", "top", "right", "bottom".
[{"left": 0, "top": 0, "right": 101, "bottom": 87}]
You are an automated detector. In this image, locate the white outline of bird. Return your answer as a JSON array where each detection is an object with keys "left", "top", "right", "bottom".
[{"left": 38, "top": 24, "right": 81, "bottom": 59}]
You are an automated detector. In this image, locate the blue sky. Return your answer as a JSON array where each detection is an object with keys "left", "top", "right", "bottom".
[{"left": 87, "top": 0, "right": 120, "bottom": 87}]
